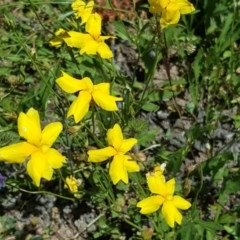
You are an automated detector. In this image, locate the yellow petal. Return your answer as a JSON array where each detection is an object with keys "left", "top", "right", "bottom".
[
  {"left": 0, "top": 142, "right": 37, "bottom": 163},
  {"left": 100, "top": 36, "right": 115, "bottom": 41},
  {"left": 97, "top": 42, "right": 114, "bottom": 59},
  {"left": 173, "top": 196, "right": 191, "bottom": 210},
  {"left": 72, "top": 0, "right": 94, "bottom": 23},
  {"left": 54, "top": 28, "right": 68, "bottom": 36},
  {"left": 154, "top": 164, "right": 166, "bottom": 175},
  {"left": 67, "top": 91, "right": 91, "bottom": 123},
  {"left": 49, "top": 38, "right": 63, "bottom": 47},
  {"left": 65, "top": 175, "right": 79, "bottom": 193},
  {"left": 160, "top": 5, "right": 181, "bottom": 29},
  {"left": 137, "top": 195, "right": 164, "bottom": 214},
  {"left": 56, "top": 72, "right": 84, "bottom": 93},
  {"left": 63, "top": 31, "right": 86, "bottom": 48},
  {"left": 88, "top": 146, "right": 116, "bottom": 162},
  {"left": 18, "top": 108, "right": 41, "bottom": 146},
  {"left": 86, "top": 13, "right": 101, "bottom": 38},
  {"left": 71, "top": 0, "right": 85, "bottom": 12},
  {"left": 177, "top": 0, "right": 195, "bottom": 14},
  {"left": 151, "top": 165, "right": 166, "bottom": 181},
  {"left": 119, "top": 138, "right": 137, "bottom": 154},
  {"left": 82, "top": 77, "right": 94, "bottom": 90},
  {"left": 93, "top": 82, "right": 123, "bottom": 108},
  {"left": 92, "top": 89, "right": 122, "bottom": 111},
  {"left": 27, "top": 150, "right": 53, "bottom": 187},
  {"left": 80, "top": 39, "right": 99, "bottom": 55},
  {"left": 109, "top": 154, "right": 128, "bottom": 184},
  {"left": 148, "top": 0, "right": 168, "bottom": 13},
  {"left": 149, "top": 6, "right": 160, "bottom": 14},
  {"left": 49, "top": 28, "right": 70, "bottom": 47},
  {"left": 93, "top": 82, "right": 110, "bottom": 94},
  {"left": 107, "top": 124, "right": 123, "bottom": 150},
  {"left": 162, "top": 201, "right": 182, "bottom": 228},
  {"left": 41, "top": 122, "right": 63, "bottom": 148},
  {"left": 147, "top": 173, "right": 166, "bottom": 195},
  {"left": 166, "top": 178, "right": 176, "bottom": 196},
  {"left": 46, "top": 148, "right": 66, "bottom": 168},
  {"left": 124, "top": 156, "right": 140, "bottom": 172}
]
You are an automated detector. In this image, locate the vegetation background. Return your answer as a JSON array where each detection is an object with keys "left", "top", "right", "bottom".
[{"left": 0, "top": 0, "right": 240, "bottom": 239}]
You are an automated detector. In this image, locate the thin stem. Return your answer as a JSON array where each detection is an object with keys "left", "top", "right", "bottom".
[
  {"left": 78, "top": 212, "right": 105, "bottom": 235},
  {"left": 7, "top": 183, "right": 75, "bottom": 201},
  {"left": 123, "top": 217, "right": 142, "bottom": 231},
  {"left": 162, "top": 32, "right": 182, "bottom": 117}
]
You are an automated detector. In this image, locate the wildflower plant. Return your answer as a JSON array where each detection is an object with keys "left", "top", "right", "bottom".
[
  {"left": 148, "top": 0, "right": 195, "bottom": 29},
  {"left": 56, "top": 71, "right": 122, "bottom": 123},
  {"left": 50, "top": 12, "right": 114, "bottom": 58},
  {"left": 88, "top": 123, "right": 140, "bottom": 184},
  {"left": 1, "top": 0, "right": 240, "bottom": 239},
  {"left": 0, "top": 108, "right": 65, "bottom": 187},
  {"left": 137, "top": 166, "right": 191, "bottom": 228}
]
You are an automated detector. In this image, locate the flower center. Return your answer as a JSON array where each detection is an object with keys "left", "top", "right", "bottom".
[
  {"left": 165, "top": 195, "right": 173, "bottom": 201},
  {"left": 40, "top": 144, "right": 49, "bottom": 153}
]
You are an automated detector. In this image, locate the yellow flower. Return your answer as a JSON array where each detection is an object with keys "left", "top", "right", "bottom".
[
  {"left": 56, "top": 71, "right": 123, "bottom": 123},
  {"left": 148, "top": 0, "right": 195, "bottom": 29},
  {"left": 79, "top": 13, "right": 115, "bottom": 58},
  {"left": 51, "top": 13, "right": 114, "bottom": 58},
  {"left": 0, "top": 108, "right": 65, "bottom": 187},
  {"left": 88, "top": 124, "right": 140, "bottom": 184},
  {"left": 65, "top": 175, "right": 79, "bottom": 193},
  {"left": 71, "top": 0, "right": 94, "bottom": 24},
  {"left": 137, "top": 172, "right": 191, "bottom": 228}
]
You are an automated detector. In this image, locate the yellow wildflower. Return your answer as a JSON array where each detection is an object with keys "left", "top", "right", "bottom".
[
  {"left": 88, "top": 124, "right": 140, "bottom": 184},
  {"left": 65, "top": 175, "right": 79, "bottom": 193},
  {"left": 0, "top": 108, "right": 65, "bottom": 186},
  {"left": 56, "top": 71, "right": 123, "bottom": 123},
  {"left": 50, "top": 13, "right": 114, "bottom": 59},
  {"left": 148, "top": 0, "right": 195, "bottom": 29},
  {"left": 137, "top": 171, "right": 191, "bottom": 228},
  {"left": 71, "top": 0, "right": 94, "bottom": 24},
  {"left": 79, "top": 13, "right": 114, "bottom": 58}
]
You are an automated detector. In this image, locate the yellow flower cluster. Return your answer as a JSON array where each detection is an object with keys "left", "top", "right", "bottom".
[
  {"left": 148, "top": 0, "right": 195, "bottom": 29},
  {"left": 0, "top": 0, "right": 193, "bottom": 228},
  {"left": 65, "top": 175, "right": 79, "bottom": 193}
]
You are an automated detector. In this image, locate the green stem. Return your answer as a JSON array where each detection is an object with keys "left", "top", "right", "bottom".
[
  {"left": 78, "top": 213, "right": 105, "bottom": 235},
  {"left": 123, "top": 217, "right": 142, "bottom": 231},
  {"left": 138, "top": 45, "right": 160, "bottom": 108},
  {"left": 194, "top": 164, "right": 203, "bottom": 203},
  {"left": 162, "top": 32, "right": 181, "bottom": 117},
  {"left": 7, "top": 183, "right": 75, "bottom": 201}
]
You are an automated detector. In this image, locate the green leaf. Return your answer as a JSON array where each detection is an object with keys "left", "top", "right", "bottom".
[
  {"left": 218, "top": 213, "right": 237, "bottom": 225},
  {"left": 222, "top": 175, "right": 240, "bottom": 195},
  {"left": 136, "top": 128, "right": 159, "bottom": 147},
  {"left": 141, "top": 102, "right": 159, "bottom": 112},
  {"left": 197, "top": 220, "right": 223, "bottom": 232},
  {"left": 113, "top": 21, "right": 131, "bottom": 41}
]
